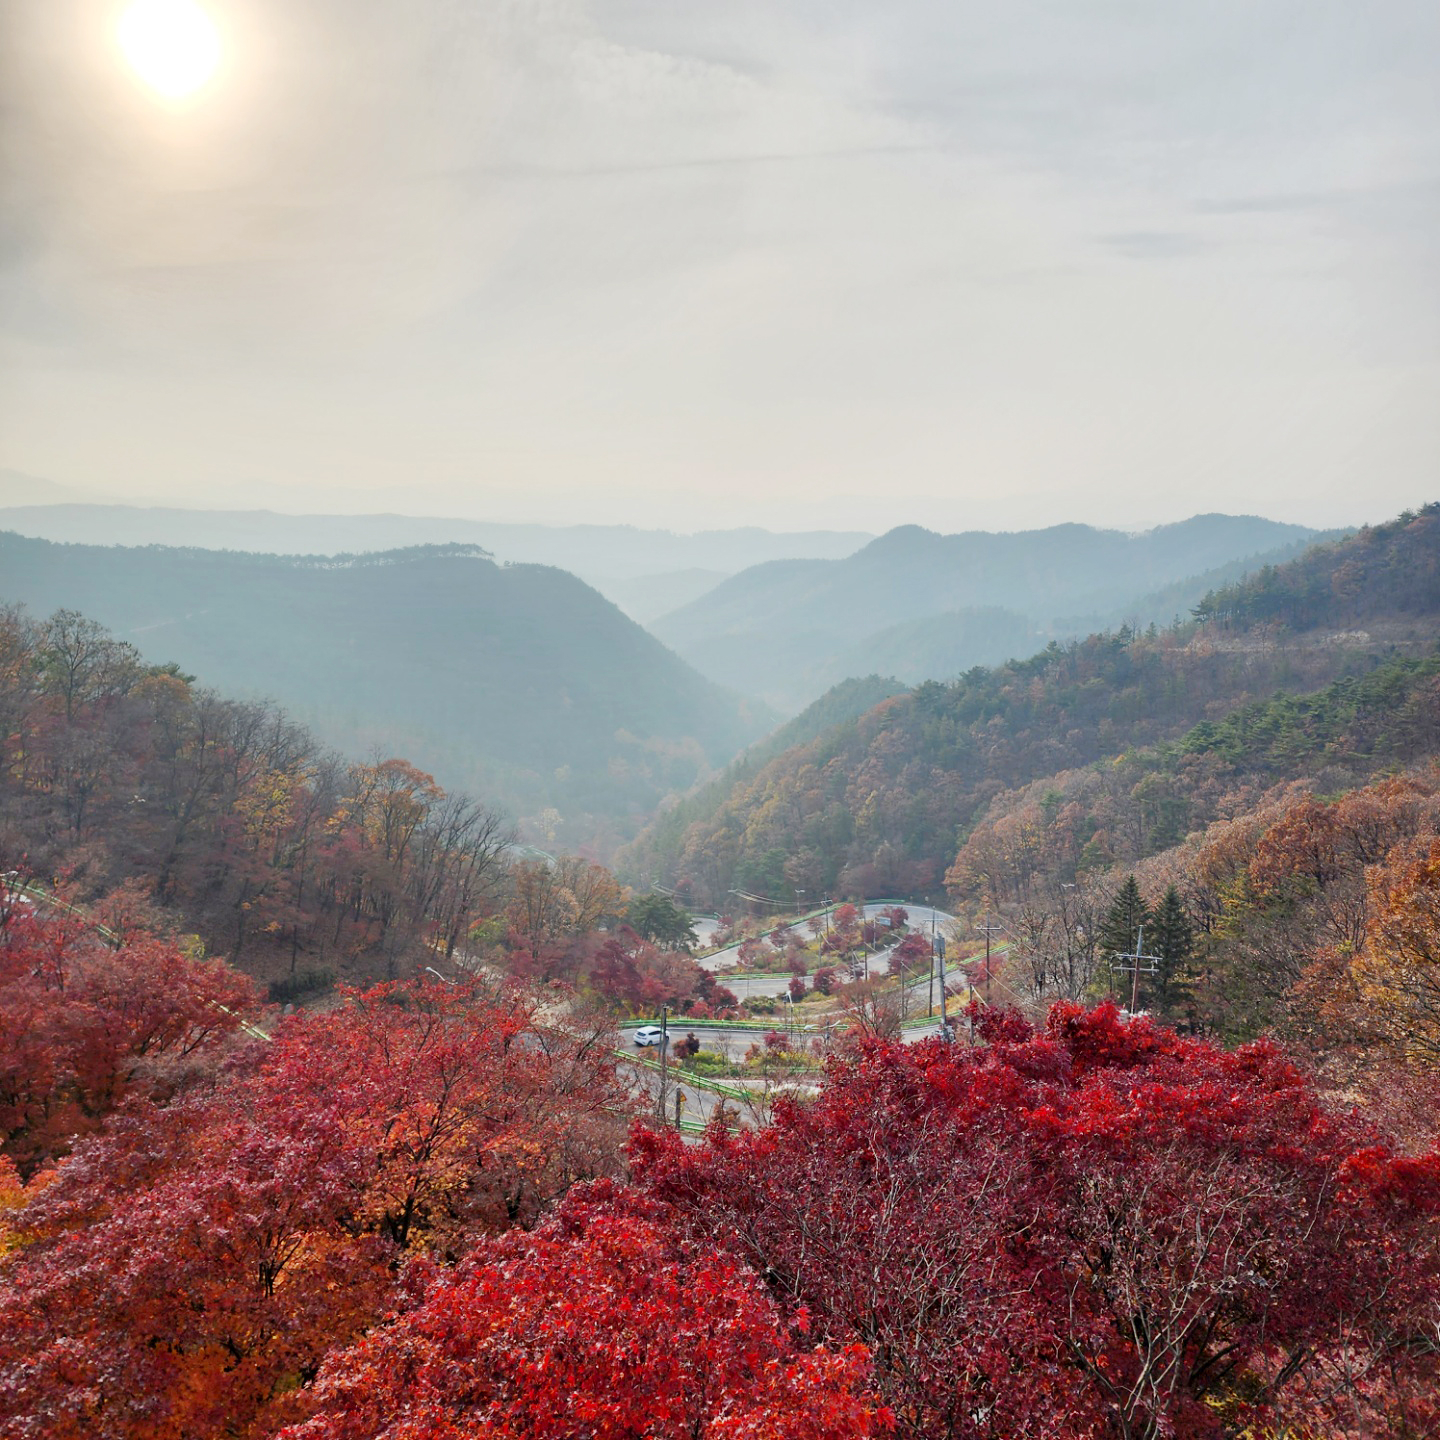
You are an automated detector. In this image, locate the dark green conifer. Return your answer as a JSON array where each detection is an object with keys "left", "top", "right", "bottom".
[
  {"left": 1098, "top": 874, "right": 1150, "bottom": 961},
  {"left": 1148, "top": 884, "right": 1195, "bottom": 1013}
]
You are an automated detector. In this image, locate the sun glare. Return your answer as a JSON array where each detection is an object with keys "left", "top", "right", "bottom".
[{"left": 118, "top": 0, "right": 221, "bottom": 99}]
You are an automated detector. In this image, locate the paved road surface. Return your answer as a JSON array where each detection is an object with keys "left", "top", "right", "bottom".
[
  {"left": 694, "top": 902, "right": 966, "bottom": 998},
  {"left": 623, "top": 998, "right": 973, "bottom": 1062},
  {"left": 691, "top": 915, "right": 722, "bottom": 947},
  {"left": 622, "top": 1006, "right": 978, "bottom": 1134},
  {"left": 698, "top": 901, "right": 961, "bottom": 970},
  {"left": 627, "top": 1064, "right": 733, "bottom": 1128},
  {"left": 625, "top": 1023, "right": 784, "bottom": 1063}
]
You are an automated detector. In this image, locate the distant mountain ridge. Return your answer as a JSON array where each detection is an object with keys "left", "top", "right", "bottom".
[
  {"left": 620, "top": 505, "right": 1438, "bottom": 907},
  {"left": 0, "top": 503, "right": 871, "bottom": 618},
  {"left": 650, "top": 513, "right": 1329, "bottom": 711},
  {"left": 0, "top": 532, "right": 775, "bottom": 850}
]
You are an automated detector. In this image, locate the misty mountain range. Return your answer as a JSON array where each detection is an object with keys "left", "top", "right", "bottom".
[
  {"left": 0, "top": 506, "right": 1347, "bottom": 849},
  {"left": 0, "top": 495, "right": 869, "bottom": 625},
  {"left": 0, "top": 532, "right": 771, "bottom": 848},
  {"left": 650, "top": 515, "right": 1334, "bottom": 711}
]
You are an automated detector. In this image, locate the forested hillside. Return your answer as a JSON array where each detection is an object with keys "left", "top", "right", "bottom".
[
  {"left": 622, "top": 506, "right": 1440, "bottom": 908},
  {"left": 651, "top": 513, "right": 1325, "bottom": 711},
  {"left": 628, "top": 674, "right": 907, "bottom": 890},
  {"left": 1193, "top": 511, "right": 1440, "bottom": 629},
  {"left": 0, "top": 606, "right": 512, "bottom": 982},
  {"left": 0, "top": 535, "right": 772, "bottom": 847},
  {"left": 804, "top": 607, "right": 1042, "bottom": 696}
]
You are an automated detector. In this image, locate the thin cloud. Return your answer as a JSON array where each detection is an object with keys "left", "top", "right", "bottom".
[
  {"left": 0, "top": 0, "right": 1436, "bottom": 533},
  {"left": 1101, "top": 232, "right": 1208, "bottom": 261}
]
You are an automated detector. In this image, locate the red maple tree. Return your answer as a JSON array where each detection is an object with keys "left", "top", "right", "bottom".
[
  {"left": 0, "top": 902, "right": 261, "bottom": 1176},
  {"left": 633, "top": 1002, "right": 1440, "bottom": 1439},
  {"left": 0, "top": 978, "right": 634, "bottom": 1440},
  {"left": 281, "top": 1181, "right": 887, "bottom": 1440}
]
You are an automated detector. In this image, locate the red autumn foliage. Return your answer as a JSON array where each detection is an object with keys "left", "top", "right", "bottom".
[
  {"left": 0, "top": 902, "right": 261, "bottom": 1176},
  {"left": 280, "top": 1182, "right": 887, "bottom": 1440},
  {"left": 886, "top": 930, "right": 931, "bottom": 978},
  {"left": 587, "top": 927, "right": 712, "bottom": 1012},
  {"left": 5, "top": 890, "right": 1438, "bottom": 1440},
  {"left": 0, "top": 1082, "right": 391, "bottom": 1440},
  {"left": 633, "top": 1002, "right": 1440, "bottom": 1440},
  {"left": 0, "top": 978, "right": 633, "bottom": 1440}
]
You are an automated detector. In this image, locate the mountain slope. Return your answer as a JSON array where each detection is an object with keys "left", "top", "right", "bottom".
[
  {"left": 598, "top": 568, "right": 730, "bottom": 623},
  {"left": 632, "top": 674, "right": 908, "bottom": 895},
  {"left": 621, "top": 505, "right": 1438, "bottom": 906},
  {"left": 650, "top": 514, "right": 1324, "bottom": 712},
  {"left": 817, "top": 608, "right": 1042, "bottom": 692},
  {"left": 0, "top": 534, "right": 774, "bottom": 845}
]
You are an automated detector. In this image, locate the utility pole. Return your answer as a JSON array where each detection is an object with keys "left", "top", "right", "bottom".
[
  {"left": 924, "top": 898, "right": 936, "bottom": 1017},
  {"left": 657, "top": 1004, "right": 670, "bottom": 1122},
  {"left": 1110, "top": 925, "right": 1160, "bottom": 1016},
  {"left": 976, "top": 916, "right": 1004, "bottom": 1007},
  {"left": 938, "top": 936, "right": 949, "bottom": 1039}
]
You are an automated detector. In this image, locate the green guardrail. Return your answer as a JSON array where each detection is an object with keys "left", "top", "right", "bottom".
[
  {"left": 641, "top": 1117, "right": 730, "bottom": 1136},
  {"left": 619, "top": 1017, "right": 807, "bottom": 1033},
  {"left": 705, "top": 969, "right": 803, "bottom": 980},
  {"left": 616, "top": 1050, "right": 757, "bottom": 1102}
]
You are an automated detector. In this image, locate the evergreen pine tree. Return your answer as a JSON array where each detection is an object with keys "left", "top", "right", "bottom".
[
  {"left": 1148, "top": 884, "right": 1195, "bottom": 1014},
  {"left": 1098, "top": 874, "right": 1150, "bottom": 961}
]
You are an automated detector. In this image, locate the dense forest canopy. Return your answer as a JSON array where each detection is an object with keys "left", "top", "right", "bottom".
[
  {"left": 4, "top": 917, "right": 1437, "bottom": 1439},
  {"left": 1193, "top": 504, "right": 1440, "bottom": 629},
  {"left": 0, "top": 604, "right": 512, "bottom": 983}
]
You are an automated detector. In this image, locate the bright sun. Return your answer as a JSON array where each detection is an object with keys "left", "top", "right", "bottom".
[{"left": 118, "top": 0, "right": 221, "bottom": 99}]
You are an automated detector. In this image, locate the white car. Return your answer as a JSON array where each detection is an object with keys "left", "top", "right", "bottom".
[{"left": 633, "top": 1025, "right": 667, "bottom": 1047}]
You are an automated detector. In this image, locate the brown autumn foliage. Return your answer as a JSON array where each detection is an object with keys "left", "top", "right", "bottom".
[
  {"left": 1330, "top": 831, "right": 1440, "bottom": 1071},
  {"left": 0, "top": 606, "right": 512, "bottom": 984}
]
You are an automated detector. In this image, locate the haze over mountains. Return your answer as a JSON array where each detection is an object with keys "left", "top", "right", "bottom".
[
  {"left": 624, "top": 506, "right": 1440, "bottom": 909},
  {"left": 0, "top": 532, "right": 772, "bottom": 848},
  {"left": 0, "top": 507, "right": 1368, "bottom": 853},
  {"left": 652, "top": 514, "right": 1330, "bottom": 712},
  {"left": 0, "top": 500, "right": 870, "bottom": 625}
]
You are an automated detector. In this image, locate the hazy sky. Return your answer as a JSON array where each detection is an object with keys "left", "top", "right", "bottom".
[{"left": 2, "top": 1, "right": 1437, "bottom": 532}]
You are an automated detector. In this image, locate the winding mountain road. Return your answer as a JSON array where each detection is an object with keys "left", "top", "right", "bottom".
[{"left": 692, "top": 901, "right": 964, "bottom": 997}]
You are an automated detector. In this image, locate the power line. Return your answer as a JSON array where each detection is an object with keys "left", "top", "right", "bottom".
[
  {"left": 1109, "top": 923, "right": 1161, "bottom": 1016},
  {"left": 975, "top": 916, "right": 1005, "bottom": 1007}
]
